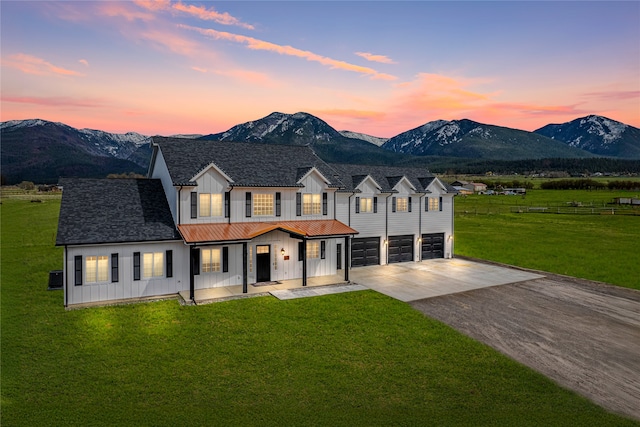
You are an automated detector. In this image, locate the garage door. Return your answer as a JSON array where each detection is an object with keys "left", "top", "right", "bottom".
[
  {"left": 422, "top": 233, "right": 444, "bottom": 260},
  {"left": 388, "top": 235, "right": 414, "bottom": 263},
  {"left": 351, "top": 237, "right": 380, "bottom": 267}
]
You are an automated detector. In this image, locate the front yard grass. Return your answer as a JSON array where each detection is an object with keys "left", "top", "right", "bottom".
[{"left": 2, "top": 198, "right": 638, "bottom": 425}]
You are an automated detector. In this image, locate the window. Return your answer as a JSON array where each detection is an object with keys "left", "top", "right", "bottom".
[
  {"left": 143, "top": 252, "right": 164, "bottom": 278},
  {"left": 359, "top": 197, "right": 373, "bottom": 213},
  {"left": 303, "top": 194, "right": 321, "bottom": 215},
  {"left": 201, "top": 249, "right": 221, "bottom": 273},
  {"left": 428, "top": 197, "right": 439, "bottom": 211},
  {"left": 396, "top": 197, "right": 408, "bottom": 212},
  {"left": 253, "top": 194, "right": 274, "bottom": 216},
  {"left": 85, "top": 255, "right": 109, "bottom": 283},
  {"left": 199, "top": 193, "right": 222, "bottom": 217},
  {"left": 307, "top": 241, "right": 320, "bottom": 259}
]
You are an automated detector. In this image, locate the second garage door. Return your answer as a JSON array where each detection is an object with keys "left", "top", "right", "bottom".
[
  {"left": 351, "top": 237, "right": 380, "bottom": 267},
  {"left": 388, "top": 235, "right": 414, "bottom": 263}
]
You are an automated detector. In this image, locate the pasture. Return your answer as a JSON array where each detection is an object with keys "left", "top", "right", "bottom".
[
  {"left": 1, "top": 196, "right": 638, "bottom": 425},
  {"left": 454, "top": 189, "right": 639, "bottom": 289}
]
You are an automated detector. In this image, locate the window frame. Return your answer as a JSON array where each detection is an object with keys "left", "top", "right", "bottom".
[
  {"left": 201, "top": 248, "right": 221, "bottom": 273},
  {"left": 359, "top": 197, "right": 373, "bottom": 213},
  {"left": 396, "top": 197, "right": 409, "bottom": 212},
  {"left": 142, "top": 252, "right": 164, "bottom": 279},
  {"left": 253, "top": 193, "right": 274, "bottom": 216},
  {"left": 85, "top": 255, "right": 109, "bottom": 284},
  {"left": 302, "top": 193, "right": 322, "bottom": 215},
  {"left": 428, "top": 197, "right": 440, "bottom": 212}
]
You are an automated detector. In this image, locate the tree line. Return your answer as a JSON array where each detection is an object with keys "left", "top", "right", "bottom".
[{"left": 540, "top": 179, "right": 640, "bottom": 190}]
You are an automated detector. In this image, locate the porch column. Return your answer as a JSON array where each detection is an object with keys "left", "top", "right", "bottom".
[
  {"left": 189, "top": 246, "right": 197, "bottom": 301},
  {"left": 302, "top": 238, "right": 307, "bottom": 287},
  {"left": 344, "top": 236, "right": 350, "bottom": 282},
  {"left": 242, "top": 242, "right": 248, "bottom": 293}
]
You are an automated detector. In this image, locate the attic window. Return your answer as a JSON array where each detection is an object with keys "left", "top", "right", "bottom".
[
  {"left": 396, "top": 197, "right": 408, "bottom": 212},
  {"left": 303, "top": 194, "right": 321, "bottom": 215},
  {"left": 199, "top": 193, "right": 223, "bottom": 217}
]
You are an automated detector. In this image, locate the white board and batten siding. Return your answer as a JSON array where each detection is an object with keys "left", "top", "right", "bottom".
[
  {"left": 150, "top": 147, "right": 178, "bottom": 222},
  {"left": 65, "top": 241, "right": 188, "bottom": 306}
]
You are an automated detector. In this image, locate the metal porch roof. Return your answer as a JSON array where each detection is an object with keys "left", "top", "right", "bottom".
[{"left": 177, "top": 220, "right": 358, "bottom": 244}]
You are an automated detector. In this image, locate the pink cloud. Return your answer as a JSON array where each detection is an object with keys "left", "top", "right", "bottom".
[
  {"left": 140, "top": 29, "right": 202, "bottom": 56},
  {"left": 134, "top": 0, "right": 254, "bottom": 29},
  {"left": 3, "top": 54, "right": 84, "bottom": 77},
  {"left": 172, "top": 3, "right": 254, "bottom": 29},
  {"left": 180, "top": 25, "right": 397, "bottom": 81},
  {"left": 582, "top": 90, "right": 640, "bottom": 101},
  {"left": 99, "top": 2, "right": 155, "bottom": 22},
  {"left": 2, "top": 95, "right": 105, "bottom": 108},
  {"left": 355, "top": 52, "right": 396, "bottom": 64},
  {"left": 190, "top": 66, "right": 277, "bottom": 87}
]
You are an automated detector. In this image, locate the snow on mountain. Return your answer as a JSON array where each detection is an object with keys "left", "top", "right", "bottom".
[
  {"left": 338, "top": 130, "right": 388, "bottom": 146},
  {"left": 534, "top": 115, "right": 640, "bottom": 158}
]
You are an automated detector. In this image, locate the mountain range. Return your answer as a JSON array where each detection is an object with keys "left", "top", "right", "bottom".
[{"left": 1, "top": 113, "right": 638, "bottom": 184}]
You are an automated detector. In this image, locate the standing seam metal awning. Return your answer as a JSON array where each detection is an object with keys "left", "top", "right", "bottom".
[{"left": 177, "top": 219, "right": 358, "bottom": 244}]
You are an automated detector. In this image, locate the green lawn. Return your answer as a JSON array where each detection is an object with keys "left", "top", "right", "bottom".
[
  {"left": 1, "top": 198, "right": 638, "bottom": 426},
  {"left": 454, "top": 190, "right": 640, "bottom": 290}
]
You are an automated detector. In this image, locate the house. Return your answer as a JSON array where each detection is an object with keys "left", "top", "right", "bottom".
[{"left": 56, "top": 137, "right": 456, "bottom": 307}]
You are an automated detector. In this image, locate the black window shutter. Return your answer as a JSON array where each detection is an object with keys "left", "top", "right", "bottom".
[
  {"left": 224, "top": 192, "right": 230, "bottom": 218},
  {"left": 74, "top": 255, "right": 82, "bottom": 286},
  {"left": 190, "top": 192, "right": 197, "bottom": 219},
  {"left": 111, "top": 253, "right": 119, "bottom": 283},
  {"left": 408, "top": 197, "right": 412, "bottom": 212},
  {"left": 275, "top": 192, "right": 281, "bottom": 217},
  {"left": 392, "top": 197, "right": 397, "bottom": 212},
  {"left": 321, "top": 241, "right": 326, "bottom": 259},
  {"left": 192, "top": 248, "right": 201, "bottom": 275},
  {"left": 439, "top": 196, "right": 443, "bottom": 212},
  {"left": 355, "top": 197, "right": 360, "bottom": 214},
  {"left": 296, "top": 193, "right": 302, "bottom": 216},
  {"left": 245, "top": 192, "right": 252, "bottom": 217},
  {"left": 298, "top": 241, "right": 304, "bottom": 261},
  {"left": 425, "top": 197, "right": 429, "bottom": 212},
  {"left": 166, "top": 250, "right": 173, "bottom": 278},
  {"left": 373, "top": 197, "right": 378, "bottom": 213},
  {"left": 322, "top": 192, "right": 328, "bottom": 215},
  {"left": 222, "top": 247, "right": 229, "bottom": 273},
  {"left": 133, "top": 252, "right": 140, "bottom": 281}
]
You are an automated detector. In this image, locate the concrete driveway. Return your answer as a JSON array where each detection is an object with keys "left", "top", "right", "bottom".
[{"left": 350, "top": 258, "right": 543, "bottom": 301}]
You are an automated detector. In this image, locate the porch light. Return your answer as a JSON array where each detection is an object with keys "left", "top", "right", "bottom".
[
  {"left": 383, "top": 239, "right": 388, "bottom": 245},
  {"left": 280, "top": 248, "right": 285, "bottom": 256},
  {"left": 417, "top": 237, "right": 422, "bottom": 243}
]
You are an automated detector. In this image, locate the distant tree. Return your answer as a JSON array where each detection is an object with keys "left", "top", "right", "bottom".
[
  {"left": 106, "top": 172, "right": 146, "bottom": 179},
  {"left": 18, "top": 181, "right": 35, "bottom": 191}
]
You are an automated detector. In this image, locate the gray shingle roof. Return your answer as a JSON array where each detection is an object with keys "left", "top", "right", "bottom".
[
  {"left": 153, "top": 137, "right": 344, "bottom": 188},
  {"left": 328, "top": 163, "right": 447, "bottom": 193},
  {"left": 56, "top": 178, "right": 180, "bottom": 246}
]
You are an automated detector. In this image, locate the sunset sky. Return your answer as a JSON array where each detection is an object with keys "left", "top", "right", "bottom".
[{"left": 2, "top": 1, "right": 639, "bottom": 137}]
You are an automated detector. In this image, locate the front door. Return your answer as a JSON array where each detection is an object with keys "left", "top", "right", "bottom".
[{"left": 256, "top": 245, "right": 271, "bottom": 282}]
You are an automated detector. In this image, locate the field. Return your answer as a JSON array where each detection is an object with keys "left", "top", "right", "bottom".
[
  {"left": 1, "top": 196, "right": 639, "bottom": 425},
  {"left": 454, "top": 189, "right": 640, "bottom": 289}
]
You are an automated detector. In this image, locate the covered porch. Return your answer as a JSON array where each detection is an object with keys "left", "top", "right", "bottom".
[{"left": 178, "top": 271, "right": 349, "bottom": 305}]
